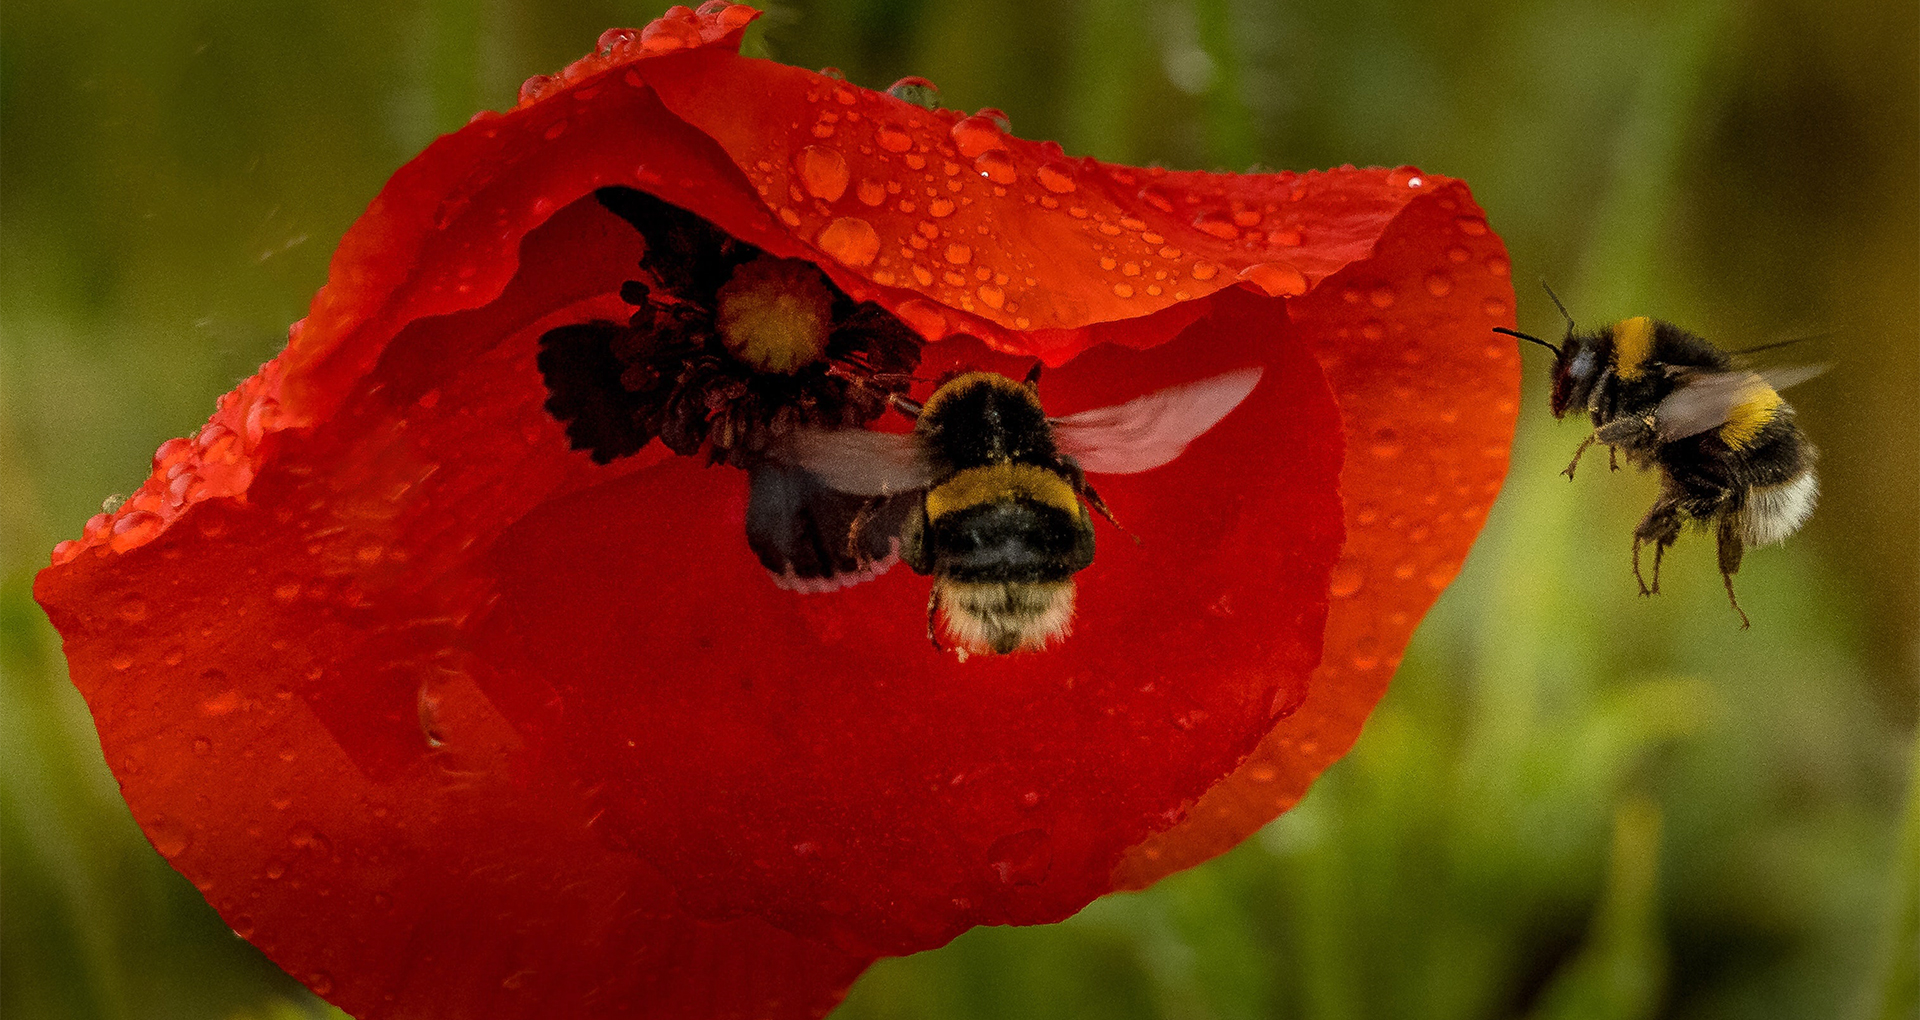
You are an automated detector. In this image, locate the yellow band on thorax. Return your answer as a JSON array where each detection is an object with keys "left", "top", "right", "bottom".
[
  {"left": 1612, "top": 316, "right": 1655, "bottom": 380},
  {"left": 1720, "top": 386, "right": 1783, "bottom": 450},
  {"left": 926, "top": 462, "right": 1082, "bottom": 520}
]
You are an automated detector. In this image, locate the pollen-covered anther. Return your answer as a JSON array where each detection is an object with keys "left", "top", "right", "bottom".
[{"left": 715, "top": 255, "right": 836, "bottom": 373}]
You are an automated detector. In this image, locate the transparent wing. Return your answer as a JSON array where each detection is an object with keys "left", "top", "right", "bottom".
[
  {"left": 1654, "top": 364, "right": 1826, "bottom": 442},
  {"left": 772, "top": 426, "right": 934, "bottom": 496},
  {"left": 744, "top": 462, "right": 915, "bottom": 592},
  {"left": 1052, "top": 366, "right": 1263, "bottom": 475}
]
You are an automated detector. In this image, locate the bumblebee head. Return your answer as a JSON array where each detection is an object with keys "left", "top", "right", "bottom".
[{"left": 1495, "top": 282, "right": 1599, "bottom": 419}]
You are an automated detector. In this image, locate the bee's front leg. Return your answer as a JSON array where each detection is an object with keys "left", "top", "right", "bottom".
[
  {"left": 1715, "top": 511, "right": 1752, "bottom": 629},
  {"left": 1562, "top": 433, "right": 1598, "bottom": 480}
]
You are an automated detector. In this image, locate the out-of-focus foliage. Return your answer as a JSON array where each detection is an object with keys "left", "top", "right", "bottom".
[{"left": 2, "top": 1, "right": 1913, "bottom": 1018}]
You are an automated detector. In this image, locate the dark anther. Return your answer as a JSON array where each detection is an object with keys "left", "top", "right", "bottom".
[{"left": 537, "top": 188, "right": 922, "bottom": 468}]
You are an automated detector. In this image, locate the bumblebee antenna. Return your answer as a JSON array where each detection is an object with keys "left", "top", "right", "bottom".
[
  {"left": 1539, "top": 280, "right": 1576, "bottom": 330},
  {"left": 1494, "top": 327, "right": 1563, "bottom": 357},
  {"left": 1728, "top": 333, "right": 1824, "bottom": 357}
]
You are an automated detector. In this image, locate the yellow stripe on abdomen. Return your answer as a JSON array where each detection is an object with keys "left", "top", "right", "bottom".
[
  {"left": 926, "top": 463, "right": 1081, "bottom": 521},
  {"left": 1719, "top": 387, "right": 1783, "bottom": 450},
  {"left": 1612, "top": 316, "right": 1656, "bottom": 380}
]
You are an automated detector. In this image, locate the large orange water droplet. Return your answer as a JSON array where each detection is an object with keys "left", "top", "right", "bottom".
[
  {"left": 974, "top": 151, "right": 1017, "bottom": 184},
  {"left": 1239, "top": 263, "right": 1308, "bottom": 297},
  {"left": 795, "top": 144, "right": 849, "bottom": 202},
  {"left": 950, "top": 115, "right": 1005, "bottom": 159},
  {"left": 876, "top": 125, "right": 915, "bottom": 153},
  {"left": 816, "top": 217, "right": 880, "bottom": 268},
  {"left": 1192, "top": 210, "right": 1239, "bottom": 239},
  {"left": 945, "top": 243, "right": 972, "bottom": 265},
  {"left": 1036, "top": 163, "right": 1077, "bottom": 194}
]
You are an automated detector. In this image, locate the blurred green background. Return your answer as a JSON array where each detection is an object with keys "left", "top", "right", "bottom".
[{"left": 3, "top": 0, "right": 1915, "bottom": 1017}]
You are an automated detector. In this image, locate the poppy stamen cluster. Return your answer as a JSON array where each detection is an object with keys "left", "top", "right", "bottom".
[{"left": 537, "top": 187, "right": 923, "bottom": 467}]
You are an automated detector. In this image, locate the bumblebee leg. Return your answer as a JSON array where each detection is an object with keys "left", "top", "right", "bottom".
[
  {"left": 846, "top": 496, "right": 885, "bottom": 568},
  {"left": 1631, "top": 496, "right": 1684, "bottom": 596},
  {"left": 1562, "top": 433, "right": 1598, "bottom": 480},
  {"left": 1716, "top": 512, "right": 1752, "bottom": 629},
  {"left": 926, "top": 586, "right": 945, "bottom": 651},
  {"left": 1024, "top": 361, "right": 1044, "bottom": 389},
  {"left": 1609, "top": 446, "right": 1620, "bottom": 472}
]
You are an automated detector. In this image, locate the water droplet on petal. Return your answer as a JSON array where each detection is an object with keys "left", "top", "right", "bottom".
[
  {"left": 944, "top": 243, "right": 972, "bottom": 264},
  {"left": 1369, "top": 285, "right": 1397, "bottom": 308},
  {"left": 855, "top": 179, "right": 886, "bottom": 206},
  {"left": 1112, "top": 283, "right": 1135, "bottom": 298},
  {"left": 1486, "top": 255, "right": 1511, "bottom": 277},
  {"left": 108, "top": 511, "right": 163, "bottom": 553},
  {"left": 794, "top": 144, "right": 849, "bottom": 202},
  {"left": 1328, "top": 561, "right": 1365, "bottom": 598},
  {"left": 517, "top": 75, "right": 556, "bottom": 105},
  {"left": 1424, "top": 272, "right": 1454, "bottom": 297},
  {"left": 974, "top": 150, "right": 1017, "bottom": 184},
  {"left": 928, "top": 197, "right": 955, "bottom": 218},
  {"left": 597, "top": 27, "right": 637, "bottom": 54},
  {"left": 1192, "top": 210, "right": 1239, "bottom": 239},
  {"left": 817, "top": 217, "right": 880, "bottom": 267},
  {"left": 949, "top": 115, "right": 1005, "bottom": 158},
  {"left": 1190, "top": 262, "right": 1219, "bottom": 281},
  {"left": 876, "top": 125, "right": 915, "bottom": 153},
  {"left": 976, "top": 284, "right": 1005, "bottom": 309},
  {"left": 887, "top": 76, "right": 940, "bottom": 109},
  {"left": 149, "top": 817, "right": 190, "bottom": 859},
  {"left": 308, "top": 973, "right": 334, "bottom": 997},
  {"left": 1036, "top": 163, "right": 1076, "bottom": 193},
  {"left": 1455, "top": 215, "right": 1490, "bottom": 236},
  {"left": 1239, "top": 263, "right": 1307, "bottom": 297}
]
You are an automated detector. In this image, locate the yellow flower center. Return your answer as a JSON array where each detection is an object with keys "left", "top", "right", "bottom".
[{"left": 715, "top": 256, "right": 835, "bottom": 374}]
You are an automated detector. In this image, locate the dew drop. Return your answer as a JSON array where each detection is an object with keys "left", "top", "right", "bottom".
[
  {"left": 152, "top": 437, "right": 192, "bottom": 471},
  {"left": 117, "top": 596, "right": 149, "bottom": 622},
  {"left": 1369, "top": 427, "right": 1403, "bottom": 459},
  {"left": 1369, "top": 285, "right": 1397, "bottom": 308},
  {"left": 1112, "top": 282, "right": 1135, "bottom": 298},
  {"left": 1351, "top": 636, "right": 1382, "bottom": 671},
  {"left": 308, "top": 973, "right": 334, "bottom": 997},
  {"left": 1424, "top": 272, "right": 1454, "bottom": 297},
  {"left": 517, "top": 75, "right": 555, "bottom": 105},
  {"left": 855, "top": 179, "right": 886, "bottom": 206},
  {"left": 887, "top": 76, "right": 940, "bottom": 109},
  {"left": 794, "top": 144, "right": 849, "bottom": 202},
  {"left": 974, "top": 151, "right": 1017, "bottom": 184},
  {"left": 1482, "top": 297, "right": 1509, "bottom": 318},
  {"left": 1328, "top": 561, "right": 1365, "bottom": 599},
  {"left": 1454, "top": 215, "right": 1490, "bottom": 236},
  {"left": 230, "top": 915, "right": 257, "bottom": 939},
  {"left": 149, "top": 819, "right": 190, "bottom": 859},
  {"left": 949, "top": 115, "right": 1005, "bottom": 158},
  {"left": 1190, "top": 262, "right": 1219, "bottom": 281},
  {"left": 109, "top": 654, "right": 133, "bottom": 671},
  {"left": 944, "top": 243, "right": 972, "bottom": 265},
  {"left": 1192, "top": 210, "right": 1239, "bottom": 239},
  {"left": 192, "top": 736, "right": 211, "bottom": 756},
  {"left": 597, "top": 27, "right": 637, "bottom": 54},
  {"left": 976, "top": 284, "right": 1005, "bottom": 309},
  {"left": 776, "top": 206, "right": 802, "bottom": 227},
  {"left": 1240, "top": 263, "right": 1308, "bottom": 297},
  {"left": 1232, "top": 209, "right": 1262, "bottom": 227},
  {"left": 108, "top": 511, "right": 163, "bottom": 553},
  {"left": 1486, "top": 255, "right": 1511, "bottom": 277},
  {"left": 876, "top": 125, "right": 914, "bottom": 153},
  {"left": 817, "top": 216, "right": 880, "bottom": 268},
  {"left": 1036, "top": 163, "right": 1076, "bottom": 193},
  {"left": 1447, "top": 245, "right": 1471, "bottom": 264},
  {"left": 928, "top": 197, "right": 955, "bottom": 218},
  {"left": 200, "top": 690, "right": 242, "bottom": 716}
]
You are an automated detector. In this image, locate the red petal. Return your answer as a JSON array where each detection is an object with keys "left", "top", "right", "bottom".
[
  {"left": 1114, "top": 184, "right": 1519, "bottom": 886},
  {"left": 35, "top": 3, "right": 1517, "bottom": 1013}
]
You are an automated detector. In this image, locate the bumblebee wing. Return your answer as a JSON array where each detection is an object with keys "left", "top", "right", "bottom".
[
  {"left": 1654, "top": 364, "right": 1826, "bottom": 442},
  {"left": 745, "top": 462, "right": 918, "bottom": 593},
  {"left": 1051, "top": 366, "right": 1263, "bottom": 475},
  {"left": 774, "top": 427, "right": 934, "bottom": 496}
]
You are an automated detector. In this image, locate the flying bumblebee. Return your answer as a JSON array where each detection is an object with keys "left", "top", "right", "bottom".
[
  {"left": 1497, "top": 287, "right": 1821, "bottom": 627},
  {"left": 741, "top": 365, "right": 1264, "bottom": 654}
]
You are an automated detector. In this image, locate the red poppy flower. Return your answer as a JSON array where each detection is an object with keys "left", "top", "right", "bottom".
[{"left": 34, "top": 3, "right": 1518, "bottom": 1017}]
